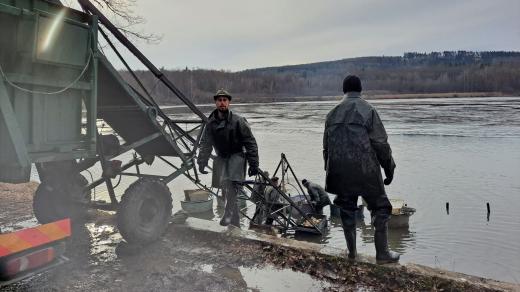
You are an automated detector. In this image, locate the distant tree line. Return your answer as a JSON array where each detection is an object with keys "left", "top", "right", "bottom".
[{"left": 121, "top": 51, "right": 520, "bottom": 104}]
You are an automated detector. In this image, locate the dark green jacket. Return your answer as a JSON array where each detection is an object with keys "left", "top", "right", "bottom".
[
  {"left": 198, "top": 109, "right": 259, "bottom": 169},
  {"left": 323, "top": 93, "right": 395, "bottom": 196},
  {"left": 305, "top": 180, "right": 332, "bottom": 207}
]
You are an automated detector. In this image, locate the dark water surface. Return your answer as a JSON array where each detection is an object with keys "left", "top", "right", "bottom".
[{"left": 89, "top": 97, "right": 520, "bottom": 283}]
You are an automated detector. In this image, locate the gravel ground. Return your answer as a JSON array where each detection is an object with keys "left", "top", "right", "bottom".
[{"left": 0, "top": 182, "right": 38, "bottom": 226}]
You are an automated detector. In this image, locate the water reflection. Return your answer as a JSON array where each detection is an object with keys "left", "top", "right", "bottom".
[
  {"left": 292, "top": 230, "right": 328, "bottom": 244},
  {"left": 294, "top": 213, "right": 417, "bottom": 254},
  {"left": 204, "top": 264, "right": 334, "bottom": 291},
  {"left": 358, "top": 222, "right": 416, "bottom": 254},
  {"left": 215, "top": 265, "right": 248, "bottom": 289}
]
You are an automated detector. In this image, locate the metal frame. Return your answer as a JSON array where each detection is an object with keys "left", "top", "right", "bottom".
[
  {"left": 236, "top": 154, "right": 323, "bottom": 235},
  {"left": 0, "top": 2, "right": 98, "bottom": 182},
  {"left": 66, "top": 0, "right": 219, "bottom": 211}
]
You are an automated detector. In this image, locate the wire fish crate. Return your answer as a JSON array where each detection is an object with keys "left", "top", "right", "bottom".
[
  {"left": 295, "top": 214, "right": 327, "bottom": 235},
  {"left": 289, "top": 195, "right": 314, "bottom": 218}
]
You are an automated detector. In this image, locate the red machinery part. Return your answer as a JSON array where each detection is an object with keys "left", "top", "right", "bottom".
[
  {"left": 0, "top": 219, "right": 70, "bottom": 281},
  {"left": 0, "top": 219, "right": 70, "bottom": 257},
  {"left": 3, "top": 247, "right": 56, "bottom": 278}
]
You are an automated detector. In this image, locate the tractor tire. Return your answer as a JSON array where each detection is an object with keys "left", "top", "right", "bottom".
[
  {"left": 33, "top": 182, "right": 89, "bottom": 224},
  {"left": 117, "top": 178, "right": 173, "bottom": 244}
]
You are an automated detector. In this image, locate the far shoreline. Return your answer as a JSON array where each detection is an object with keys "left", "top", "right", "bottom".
[{"left": 160, "top": 91, "right": 518, "bottom": 109}]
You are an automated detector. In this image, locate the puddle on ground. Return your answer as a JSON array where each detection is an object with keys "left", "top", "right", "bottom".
[
  {"left": 200, "top": 264, "right": 334, "bottom": 291},
  {"left": 200, "top": 264, "right": 214, "bottom": 273},
  {"left": 239, "top": 265, "right": 331, "bottom": 291},
  {"left": 86, "top": 223, "right": 121, "bottom": 263}
]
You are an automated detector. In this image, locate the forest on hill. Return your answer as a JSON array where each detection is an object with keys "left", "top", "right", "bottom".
[{"left": 123, "top": 51, "right": 520, "bottom": 104}]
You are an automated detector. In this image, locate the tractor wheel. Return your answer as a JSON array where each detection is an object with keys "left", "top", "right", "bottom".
[
  {"left": 117, "top": 178, "right": 172, "bottom": 244},
  {"left": 33, "top": 180, "right": 89, "bottom": 224}
]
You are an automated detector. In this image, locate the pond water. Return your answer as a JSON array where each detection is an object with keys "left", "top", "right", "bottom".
[{"left": 85, "top": 96, "right": 520, "bottom": 283}]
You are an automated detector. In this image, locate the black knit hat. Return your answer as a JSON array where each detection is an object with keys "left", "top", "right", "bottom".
[{"left": 343, "top": 75, "right": 362, "bottom": 93}]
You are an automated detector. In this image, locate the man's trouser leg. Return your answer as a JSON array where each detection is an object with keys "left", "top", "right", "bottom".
[
  {"left": 229, "top": 181, "right": 240, "bottom": 227},
  {"left": 364, "top": 194, "right": 400, "bottom": 264},
  {"left": 252, "top": 204, "right": 263, "bottom": 225},
  {"left": 335, "top": 195, "right": 358, "bottom": 259},
  {"left": 217, "top": 188, "right": 226, "bottom": 208},
  {"left": 316, "top": 205, "right": 324, "bottom": 215},
  {"left": 219, "top": 184, "right": 228, "bottom": 226},
  {"left": 221, "top": 181, "right": 240, "bottom": 227}
]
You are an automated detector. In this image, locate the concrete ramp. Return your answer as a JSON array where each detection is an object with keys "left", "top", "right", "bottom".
[{"left": 96, "top": 56, "right": 180, "bottom": 157}]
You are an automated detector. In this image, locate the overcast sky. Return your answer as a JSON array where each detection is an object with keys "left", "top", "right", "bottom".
[{"left": 95, "top": 0, "right": 520, "bottom": 71}]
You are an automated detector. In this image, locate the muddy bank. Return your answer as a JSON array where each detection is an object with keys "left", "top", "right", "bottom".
[
  {"left": 4, "top": 212, "right": 337, "bottom": 291},
  {"left": 1, "top": 185, "right": 518, "bottom": 291},
  {"left": 2, "top": 213, "right": 516, "bottom": 291},
  {"left": 176, "top": 218, "right": 517, "bottom": 292}
]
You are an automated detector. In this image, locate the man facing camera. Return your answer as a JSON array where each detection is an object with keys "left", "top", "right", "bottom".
[{"left": 198, "top": 89, "right": 259, "bottom": 228}]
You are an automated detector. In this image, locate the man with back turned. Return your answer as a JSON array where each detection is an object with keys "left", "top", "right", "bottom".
[{"left": 323, "top": 75, "right": 399, "bottom": 263}]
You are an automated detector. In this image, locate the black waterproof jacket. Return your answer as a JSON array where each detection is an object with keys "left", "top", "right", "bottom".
[
  {"left": 198, "top": 109, "right": 259, "bottom": 169},
  {"left": 323, "top": 93, "right": 395, "bottom": 197}
]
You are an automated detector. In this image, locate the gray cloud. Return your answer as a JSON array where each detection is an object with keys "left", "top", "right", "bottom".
[{"left": 110, "top": 0, "right": 520, "bottom": 71}]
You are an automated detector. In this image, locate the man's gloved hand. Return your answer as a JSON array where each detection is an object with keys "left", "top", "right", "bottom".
[
  {"left": 383, "top": 167, "right": 394, "bottom": 185},
  {"left": 248, "top": 166, "right": 259, "bottom": 177},
  {"left": 198, "top": 165, "right": 208, "bottom": 174}
]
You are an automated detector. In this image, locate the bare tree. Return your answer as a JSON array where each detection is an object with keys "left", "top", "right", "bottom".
[{"left": 63, "top": 0, "right": 161, "bottom": 43}]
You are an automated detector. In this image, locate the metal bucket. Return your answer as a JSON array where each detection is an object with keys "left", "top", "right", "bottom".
[
  {"left": 184, "top": 189, "right": 211, "bottom": 201},
  {"left": 182, "top": 189, "right": 214, "bottom": 213},
  {"left": 389, "top": 214, "right": 411, "bottom": 228},
  {"left": 389, "top": 199, "right": 416, "bottom": 228},
  {"left": 181, "top": 199, "right": 213, "bottom": 214}
]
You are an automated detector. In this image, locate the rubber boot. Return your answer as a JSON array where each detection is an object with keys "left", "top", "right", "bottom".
[
  {"left": 219, "top": 216, "right": 230, "bottom": 226},
  {"left": 340, "top": 209, "right": 357, "bottom": 260},
  {"left": 374, "top": 215, "right": 400, "bottom": 264}
]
